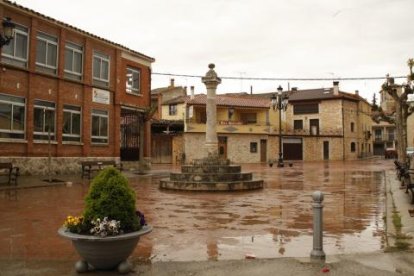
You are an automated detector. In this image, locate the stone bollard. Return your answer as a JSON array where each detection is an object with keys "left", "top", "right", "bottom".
[{"left": 310, "top": 191, "right": 326, "bottom": 261}]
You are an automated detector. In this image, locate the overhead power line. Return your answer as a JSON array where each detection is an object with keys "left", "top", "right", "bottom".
[{"left": 152, "top": 72, "right": 407, "bottom": 81}]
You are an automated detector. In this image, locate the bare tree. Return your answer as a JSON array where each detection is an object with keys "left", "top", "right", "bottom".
[{"left": 381, "top": 59, "right": 414, "bottom": 162}]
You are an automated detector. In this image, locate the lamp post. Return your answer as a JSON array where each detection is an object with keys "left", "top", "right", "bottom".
[
  {"left": 0, "top": 17, "right": 16, "bottom": 48},
  {"left": 271, "top": 85, "right": 289, "bottom": 167}
]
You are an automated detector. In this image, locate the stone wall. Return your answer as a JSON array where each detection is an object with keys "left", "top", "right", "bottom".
[
  {"left": 303, "top": 137, "right": 344, "bottom": 161},
  {"left": 0, "top": 157, "right": 120, "bottom": 176},
  {"left": 184, "top": 133, "right": 273, "bottom": 163}
]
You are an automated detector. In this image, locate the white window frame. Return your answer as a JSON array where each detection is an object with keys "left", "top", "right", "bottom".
[
  {"left": 64, "top": 42, "right": 83, "bottom": 78},
  {"left": 1, "top": 24, "right": 29, "bottom": 67},
  {"left": 33, "top": 100, "right": 56, "bottom": 141},
  {"left": 0, "top": 93, "right": 26, "bottom": 139},
  {"left": 62, "top": 105, "right": 82, "bottom": 142},
  {"left": 36, "top": 32, "right": 58, "bottom": 71},
  {"left": 126, "top": 67, "right": 141, "bottom": 95},
  {"left": 93, "top": 51, "right": 110, "bottom": 86},
  {"left": 91, "top": 109, "right": 109, "bottom": 144}
]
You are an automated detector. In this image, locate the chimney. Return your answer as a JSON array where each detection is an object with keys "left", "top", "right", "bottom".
[
  {"left": 170, "top": 78, "right": 175, "bottom": 87},
  {"left": 184, "top": 86, "right": 187, "bottom": 94},
  {"left": 190, "top": 86, "right": 195, "bottom": 99},
  {"left": 333, "top": 81, "right": 339, "bottom": 95},
  {"left": 355, "top": 90, "right": 359, "bottom": 96},
  {"left": 291, "top": 87, "right": 298, "bottom": 92},
  {"left": 250, "top": 85, "right": 253, "bottom": 95}
]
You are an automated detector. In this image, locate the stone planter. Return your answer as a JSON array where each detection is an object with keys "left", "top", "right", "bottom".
[{"left": 58, "top": 225, "right": 152, "bottom": 273}]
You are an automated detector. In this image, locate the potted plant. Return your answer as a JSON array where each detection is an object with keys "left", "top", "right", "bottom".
[{"left": 58, "top": 167, "right": 152, "bottom": 274}]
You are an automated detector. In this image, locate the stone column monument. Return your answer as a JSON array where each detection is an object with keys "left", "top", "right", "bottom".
[{"left": 201, "top": 63, "right": 221, "bottom": 156}]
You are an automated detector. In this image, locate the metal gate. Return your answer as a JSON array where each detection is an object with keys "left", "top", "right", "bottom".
[{"left": 120, "top": 109, "right": 141, "bottom": 161}]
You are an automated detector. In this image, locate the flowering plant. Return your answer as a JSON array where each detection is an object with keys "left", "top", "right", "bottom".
[
  {"left": 63, "top": 215, "right": 84, "bottom": 233},
  {"left": 62, "top": 167, "right": 147, "bottom": 236},
  {"left": 90, "top": 217, "right": 121, "bottom": 237}
]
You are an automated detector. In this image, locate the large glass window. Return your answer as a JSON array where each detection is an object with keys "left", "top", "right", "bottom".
[
  {"left": 93, "top": 51, "right": 110, "bottom": 87},
  {"left": 126, "top": 67, "right": 141, "bottom": 95},
  {"left": 0, "top": 94, "right": 25, "bottom": 139},
  {"left": 64, "top": 42, "right": 83, "bottom": 80},
  {"left": 33, "top": 100, "right": 55, "bottom": 141},
  {"left": 91, "top": 109, "right": 108, "bottom": 143},
  {"left": 1, "top": 25, "right": 29, "bottom": 67},
  {"left": 62, "top": 105, "right": 81, "bottom": 142},
  {"left": 36, "top": 32, "right": 58, "bottom": 75}
]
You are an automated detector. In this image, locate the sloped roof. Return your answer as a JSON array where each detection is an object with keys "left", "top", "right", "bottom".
[
  {"left": 186, "top": 94, "right": 270, "bottom": 108},
  {"left": 3, "top": 0, "right": 155, "bottom": 62},
  {"left": 254, "top": 87, "right": 369, "bottom": 104}
]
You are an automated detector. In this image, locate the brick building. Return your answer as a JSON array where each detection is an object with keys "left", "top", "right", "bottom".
[{"left": 0, "top": 1, "right": 154, "bottom": 175}]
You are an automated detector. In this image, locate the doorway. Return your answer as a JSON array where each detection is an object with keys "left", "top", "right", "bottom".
[
  {"left": 260, "top": 139, "right": 267, "bottom": 162},
  {"left": 120, "top": 109, "right": 141, "bottom": 161},
  {"left": 218, "top": 136, "right": 227, "bottom": 159},
  {"left": 323, "top": 141, "right": 329, "bottom": 160}
]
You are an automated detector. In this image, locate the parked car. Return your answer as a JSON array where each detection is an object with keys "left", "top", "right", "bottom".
[
  {"left": 385, "top": 148, "right": 398, "bottom": 159},
  {"left": 407, "top": 147, "right": 414, "bottom": 157}
]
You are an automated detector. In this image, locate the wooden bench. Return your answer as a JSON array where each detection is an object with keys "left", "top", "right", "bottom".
[
  {"left": 81, "top": 160, "right": 123, "bottom": 179},
  {"left": 0, "top": 162, "right": 20, "bottom": 186}
]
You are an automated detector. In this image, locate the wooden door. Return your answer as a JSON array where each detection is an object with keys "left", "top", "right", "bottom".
[
  {"left": 218, "top": 136, "right": 227, "bottom": 159},
  {"left": 323, "top": 141, "right": 329, "bottom": 160},
  {"left": 152, "top": 134, "right": 172, "bottom": 163},
  {"left": 260, "top": 139, "right": 267, "bottom": 162},
  {"left": 283, "top": 138, "right": 303, "bottom": 160}
]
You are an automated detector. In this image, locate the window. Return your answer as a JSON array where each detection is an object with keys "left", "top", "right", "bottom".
[
  {"left": 250, "top": 142, "right": 257, "bottom": 153},
  {"left": 64, "top": 42, "right": 83, "bottom": 80},
  {"left": 0, "top": 94, "right": 25, "bottom": 139},
  {"left": 36, "top": 32, "right": 58, "bottom": 74},
  {"left": 169, "top": 104, "right": 177, "bottom": 116},
  {"left": 241, "top": 113, "right": 257, "bottom": 124},
  {"left": 350, "top": 122, "right": 355, "bottom": 132},
  {"left": 91, "top": 109, "right": 108, "bottom": 143},
  {"left": 33, "top": 100, "right": 55, "bottom": 140},
  {"left": 1, "top": 24, "right": 29, "bottom": 67},
  {"left": 293, "top": 103, "right": 319, "bottom": 114},
  {"left": 294, "top": 120, "right": 303, "bottom": 130},
  {"left": 93, "top": 51, "right": 110, "bottom": 87},
  {"left": 351, "top": 142, "right": 356, "bottom": 152},
  {"left": 62, "top": 105, "right": 81, "bottom": 142},
  {"left": 126, "top": 67, "right": 140, "bottom": 94},
  {"left": 388, "top": 129, "right": 395, "bottom": 141}
]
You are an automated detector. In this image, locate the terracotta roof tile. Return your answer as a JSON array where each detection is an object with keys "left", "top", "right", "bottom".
[{"left": 186, "top": 94, "right": 270, "bottom": 108}]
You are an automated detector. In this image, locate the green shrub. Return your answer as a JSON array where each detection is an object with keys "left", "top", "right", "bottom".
[{"left": 83, "top": 167, "right": 140, "bottom": 232}]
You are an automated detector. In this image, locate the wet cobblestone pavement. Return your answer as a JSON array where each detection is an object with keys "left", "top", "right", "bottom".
[{"left": 0, "top": 159, "right": 393, "bottom": 263}]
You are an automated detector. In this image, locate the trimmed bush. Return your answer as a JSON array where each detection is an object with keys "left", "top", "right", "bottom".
[{"left": 83, "top": 167, "right": 140, "bottom": 232}]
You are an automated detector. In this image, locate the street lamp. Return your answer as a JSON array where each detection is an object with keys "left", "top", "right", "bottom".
[
  {"left": 271, "top": 85, "right": 289, "bottom": 167},
  {"left": 0, "top": 17, "right": 16, "bottom": 48}
]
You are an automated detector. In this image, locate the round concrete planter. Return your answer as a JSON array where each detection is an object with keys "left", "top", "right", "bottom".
[{"left": 58, "top": 225, "right": 152, "bottom": 273}]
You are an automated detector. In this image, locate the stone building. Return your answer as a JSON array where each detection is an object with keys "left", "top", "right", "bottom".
[
  {"left": 0, "top": 1, "right": 154, "bottom": 174},
  {"left": 282, "top": 82, "right": 373, "bottom": 161},
  {"left": 150, "top": 79, "right": 187, "bottom": 164},
  {"left": 184, "top": 94, "right": 273, "bottom": 163},
  {"left": 153, "top": 81, "right": 372, "bottom": 164}
]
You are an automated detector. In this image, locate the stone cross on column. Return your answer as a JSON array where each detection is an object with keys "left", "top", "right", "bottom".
[{"left": 201, "top": 63, "right": 221, "bottom": 157}]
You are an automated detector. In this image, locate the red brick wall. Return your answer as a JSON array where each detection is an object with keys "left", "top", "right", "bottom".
[{"left": 0, "top": 4, "right": 153, "bottom": 160}]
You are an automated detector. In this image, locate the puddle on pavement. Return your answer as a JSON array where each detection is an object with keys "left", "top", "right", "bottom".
[{"left": 0, "top": 160, "right": 392, "bottom": 262}]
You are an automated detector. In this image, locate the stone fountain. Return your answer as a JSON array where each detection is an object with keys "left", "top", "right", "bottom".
[{"left": 159, "top": 64, "right": 264, "bottom": 191}]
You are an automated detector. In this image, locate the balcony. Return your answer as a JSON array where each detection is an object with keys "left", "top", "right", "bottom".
[{"left": 185, "top": 119, "right": 271, "bottom": 134}]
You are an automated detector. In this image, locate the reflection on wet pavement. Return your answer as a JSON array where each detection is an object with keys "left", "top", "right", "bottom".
[{"left": 0, "top": 160, "right": 392, "bottom": 262}]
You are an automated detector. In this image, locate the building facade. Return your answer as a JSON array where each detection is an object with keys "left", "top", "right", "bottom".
[
  {"left": 0, "top": 1, "right": 154, "bottom": 174},
  {"left": 282, "top": 83, "right": 373, "bottom": 161}
]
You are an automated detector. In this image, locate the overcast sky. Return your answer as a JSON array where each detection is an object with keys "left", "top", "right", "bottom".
[{"left": 13, "top": 0, "right": 414, "bottom": 102}]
